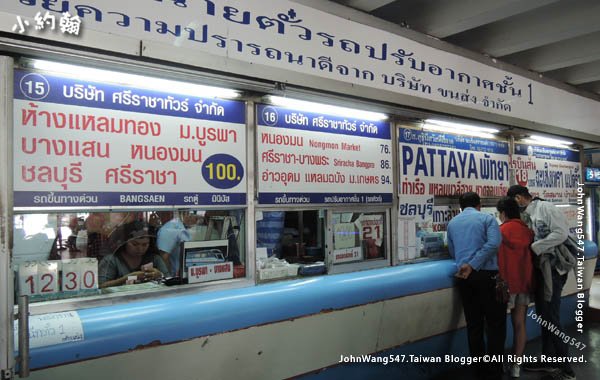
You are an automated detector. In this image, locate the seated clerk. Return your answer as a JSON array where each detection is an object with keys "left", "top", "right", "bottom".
[
  {"left": 85, "top": 212, "right": 137, "bottom": 261},
  {"left": 99, "top": 221, "right": 169, "bottom": 288}
]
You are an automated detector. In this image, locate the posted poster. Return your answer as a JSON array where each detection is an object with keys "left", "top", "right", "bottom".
[
  {"left": 14, "top": 311, "right": 84, "bottom": 350},
  {"left": 257, "top": 104, "right": 393, "bottom": 204},
  {"left": 13, "top": 69, "right": 247, "bottom": 207},
  {"left": 512, "top": 144, "right": 581, "bottom": 204}
]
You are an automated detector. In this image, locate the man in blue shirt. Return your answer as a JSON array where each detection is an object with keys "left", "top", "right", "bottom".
[
  {"left": 157, "top": 215, "right": 191, "bottom": 277},
  {"left": 447, "top": 192, "right": 505, "bottom": 380}
]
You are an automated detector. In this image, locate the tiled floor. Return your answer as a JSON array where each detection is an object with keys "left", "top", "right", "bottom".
[
  {"left": 301, "top": 275, "right": 600, "bottom": 380},
  {"left": 431, "top": 322, "right": 599, "bottom": 379},
  {"left": 434, "top": 274, "right": 600, "bottom": 380}
]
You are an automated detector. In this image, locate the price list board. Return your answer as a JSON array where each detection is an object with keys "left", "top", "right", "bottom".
[{"left": 257, "top": 104, "right": 393, "bottom": 205}]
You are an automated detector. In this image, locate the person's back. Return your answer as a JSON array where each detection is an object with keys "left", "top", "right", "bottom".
[
  {"left": 447, "top": 192, "right": 504, "bottom": 380},
  {"left": 447, "top": 193, "right": 501, "bottom": 275},
  {"left": 447, "top": 209, "right": 500, "bottom": 272},
  {"left": 522, "top": 197, "right": 567, "bottom": 246},
  {"left": 498, "top": 218, "right": 535, "bottom": 293}
]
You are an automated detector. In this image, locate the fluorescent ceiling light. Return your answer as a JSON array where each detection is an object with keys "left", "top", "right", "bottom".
[
  {"left": 425, "top": 119, "right": 499, "bottom": 134},
  {"left": 422, "top": 123, "right": 496, "bottom": 139},
  {"left": 32, "top": 60, "right": 240, "bottom": 99},
  {"left": 268, "top": 96, "right": 387, "bottom": 121},
  {"left": 423, "top": 118, "right": 500, "bottom": 139},
  {"left": 521, "top": 138, "right": 571, "bottom": 149},
  {"left": 530, "top": 134, "right": 573, "bottom": 146}
]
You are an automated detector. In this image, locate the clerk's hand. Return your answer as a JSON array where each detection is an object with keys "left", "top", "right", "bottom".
[
  {"left": 124, "top": 269, "right": 163, "bottom": 284},
  {"left": 127, "top": 271, "right": 145, "bottom": 283},
  {"left": 143, "top": 267, "right": 163, "bottom": 281}
]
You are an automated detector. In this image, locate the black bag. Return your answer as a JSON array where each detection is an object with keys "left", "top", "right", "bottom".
[{"left": 494, "top": 274, "right": 510, "bottom": 303}]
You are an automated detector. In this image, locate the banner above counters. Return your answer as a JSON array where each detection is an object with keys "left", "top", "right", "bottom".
[{"left": 2, "top": 0, "right": 599, "bottom": 137}]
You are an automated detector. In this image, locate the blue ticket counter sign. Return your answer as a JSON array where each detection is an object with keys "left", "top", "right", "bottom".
[
  {"left": 13, "top": 69, "right": 247, "bottom": 208},
  {"left": 256, "top": 104, "right": 393, "bottom": 205}
]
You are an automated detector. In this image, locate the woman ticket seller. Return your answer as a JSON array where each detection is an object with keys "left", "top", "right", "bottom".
[{"left": 99, "top": 221, "right": 169, "bottom": 288}]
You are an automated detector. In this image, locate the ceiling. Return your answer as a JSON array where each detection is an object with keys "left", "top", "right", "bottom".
[{"left": 332, "top": 0, "right": 600, "bottom": 100}]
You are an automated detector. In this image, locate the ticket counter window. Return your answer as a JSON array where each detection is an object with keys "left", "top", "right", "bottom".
[
  {"left": 397, "top": 211, "right": 453, "bottom": 263},
  {"left": 256, "top": 210, "right": 326, "bottom": 281},
  {"left": 331, "top": 211, "right": 387, "bottom": 265},
  {"left": 12, "top": 209, "right": 246, "bottom": 303},
  {"left": 397, "top": 204, "right": 498, "bottom": 263}
]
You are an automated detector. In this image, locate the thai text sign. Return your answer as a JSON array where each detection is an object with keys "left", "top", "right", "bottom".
[
  {"left": 332, "top": 247, "right": 362, "bottom": 264},
  {"left": 13, "top": 69, "right": 246, "bottom": 207},
  {"left": 512, "top": 144, "right": 581, "bottom": 204},
  {"left": 188, "top": 262, "right": 233, "bottom": 283},
  {"left": 399, "top": 128, "right": 510, "bottom": 199},
  {"left": 2, "top": 0, "right": 599, "bottom": 136},
  {"left": 257, "top": 104, "right": 393, "bottom": 204},
  {"left": 398, "top": 128, "right": 509, "bottom": 233}
]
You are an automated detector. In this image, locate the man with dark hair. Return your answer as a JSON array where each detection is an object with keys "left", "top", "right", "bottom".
[
  {"left": 447, "top": 192, "right": 505, "bottom": 380},
  {"left": 507, "top": 185, "right": 576, "bottom": 380}
]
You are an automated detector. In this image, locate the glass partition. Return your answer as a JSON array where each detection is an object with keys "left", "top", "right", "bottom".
[
  {"left": 331, "top": 211, "right": 387, "bottom": 264},
  {"left": 13, "top": 209, "right": 246, "bottom": 302},
  {"left": 256, "top": 209, "right": 326, "bottom": 281},
  {"left": 255, "top": 208, "right": 391, "bottom": 282}
]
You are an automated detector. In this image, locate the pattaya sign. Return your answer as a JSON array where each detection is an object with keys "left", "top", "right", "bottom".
[
  {"left": 398, "top": 128, "right": 510, "bottom": 231},
  {"left": 257, "top": 104, "right": 393, "bottom": 204},
  {"left": 2, "top": 0, "right": 599, "bottom": 137},
  {"left": 13, "top": 69, "right": 246, "bottom": 207},
  {"left": 399, "top": 129, "right": 510, "bottom": 198}
]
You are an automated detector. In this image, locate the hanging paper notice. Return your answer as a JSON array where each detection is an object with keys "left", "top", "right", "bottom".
[
  {"left": 333, "top": 223, "right": 358, "bottom": 250},
  {"left": 14, "top": 311, "right": 84, "bottom": 350},
  {"left": 355, "top": 214, "right": 384, "bottom": 247},
  {"left": 398, "top": 219, "right": 417, "bottom": 261}
]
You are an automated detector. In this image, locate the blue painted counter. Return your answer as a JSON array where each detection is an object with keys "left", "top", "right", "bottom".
[
  {"left": 29, "top": 239, "right": 598, "bottom": 369},
  {"left": 31, "top": 259, "right": 456, "bottom": 369}
]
